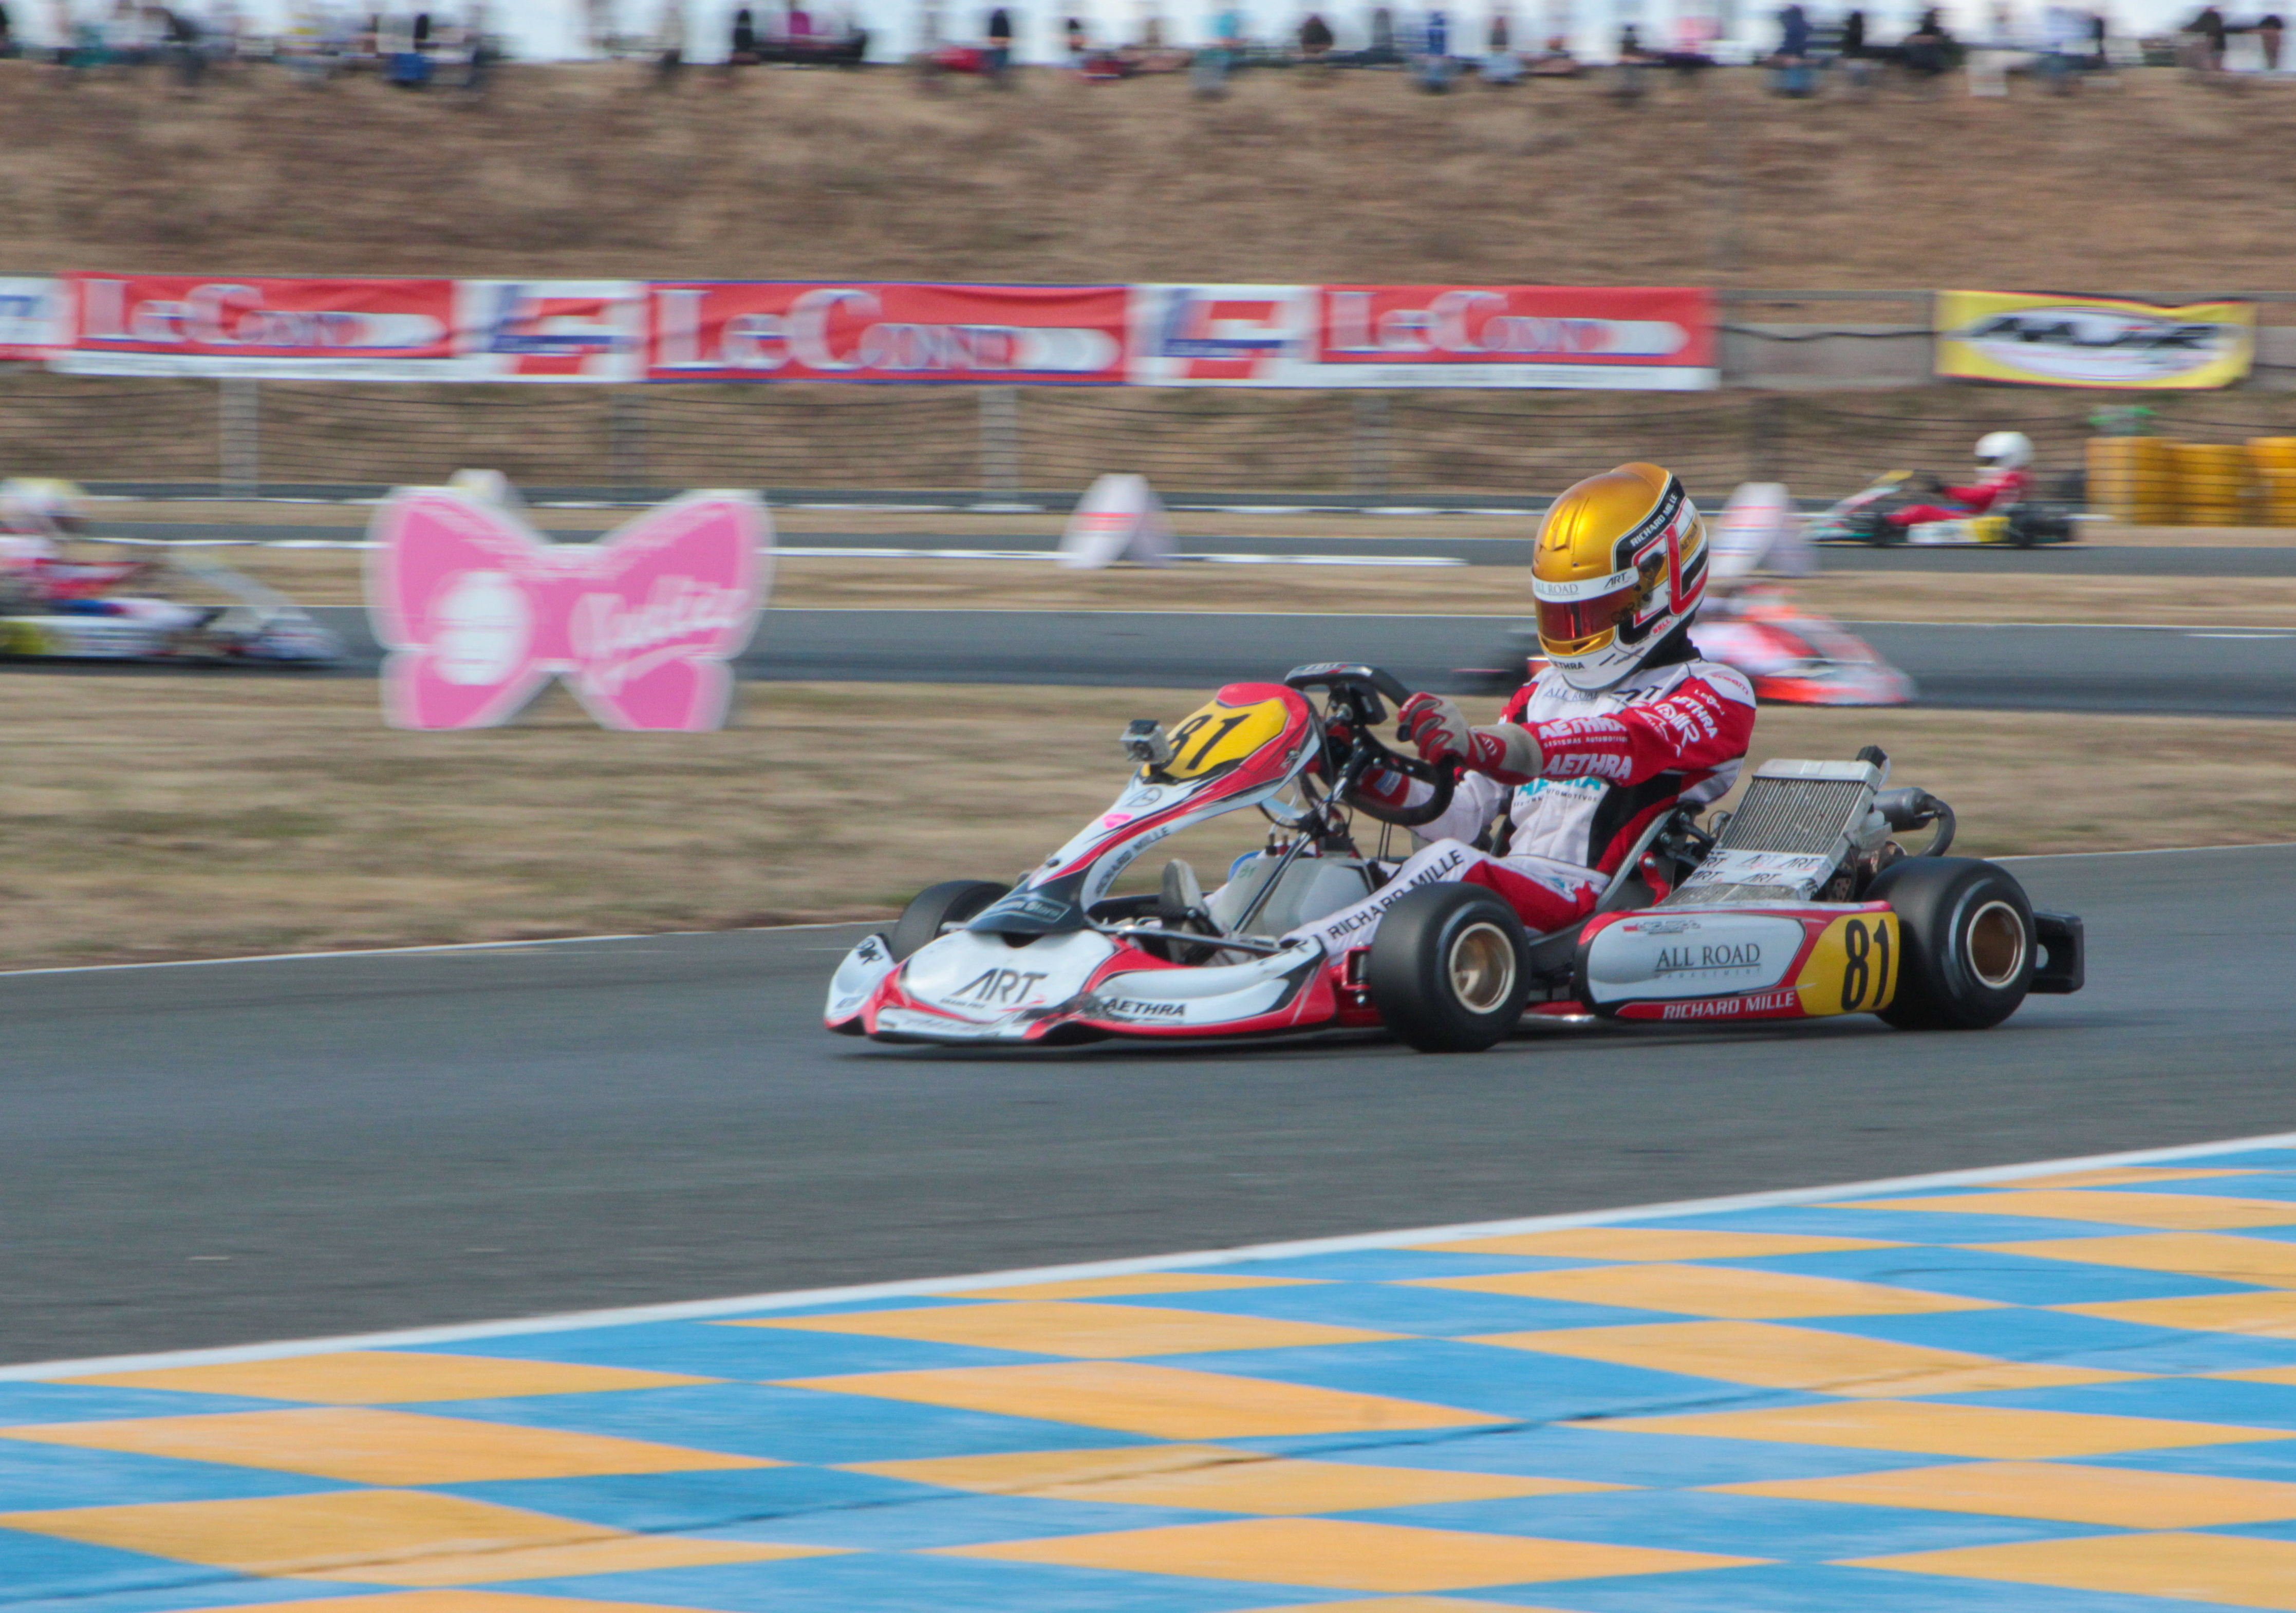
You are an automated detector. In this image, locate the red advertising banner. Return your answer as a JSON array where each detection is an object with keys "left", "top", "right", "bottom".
[
  {"left": 59, "top": 274, "right": 463, "bottom": 378},
  {"left": 1312, "top": 285, "right": 1716, "bottom": 388},
  {"left": 647, "top": 283, "right": 1129, "bottom": 384}
]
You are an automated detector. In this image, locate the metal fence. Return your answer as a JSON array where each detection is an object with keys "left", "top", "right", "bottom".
[{"left": 18, "top": 372, "right": 2296, "bottom": 501}]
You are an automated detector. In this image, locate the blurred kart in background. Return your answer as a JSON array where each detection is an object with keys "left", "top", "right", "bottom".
[
  {"left": 1464, "top": 482, "right": 1915, "bottom": 707},
  {"left": 1808, "top": 472, "right": 2080, "bottom": 547},
  {"left": 0, "top": 544, "right": 342, "bottom": 666},
  {"left": 825, "top": 664, "right": 2081, "bottom": 1052}
]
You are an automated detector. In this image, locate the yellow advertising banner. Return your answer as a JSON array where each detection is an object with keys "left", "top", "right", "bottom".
[{"left": 1935, "top": 290, "right": 2254, "bottom": 389}]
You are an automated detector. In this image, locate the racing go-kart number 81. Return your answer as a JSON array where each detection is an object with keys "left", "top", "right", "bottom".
[{"left": 825, "top": 665, "right": 2084, "bottom": 1053}]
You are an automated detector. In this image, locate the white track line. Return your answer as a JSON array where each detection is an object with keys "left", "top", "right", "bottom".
[{"left": 9, "top": 1126, "right": 2294, "bottom": 1382}]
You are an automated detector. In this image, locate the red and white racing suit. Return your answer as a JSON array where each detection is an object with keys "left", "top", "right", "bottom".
[
  {"left": 1888, "top": 468, "right": 2029, "bottom": 530},
  {"left": 1288, "top": 653, "right": 1756, "bottom": 954}
]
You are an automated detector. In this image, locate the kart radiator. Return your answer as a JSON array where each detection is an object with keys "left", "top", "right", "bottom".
[{"left": 1662, "top": 758, "right": 1882, "bottom": 906}]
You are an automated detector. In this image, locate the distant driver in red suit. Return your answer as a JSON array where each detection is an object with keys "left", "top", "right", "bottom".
[{"left": 1888, "top": 430, "right": 2033, "bottom": 532}]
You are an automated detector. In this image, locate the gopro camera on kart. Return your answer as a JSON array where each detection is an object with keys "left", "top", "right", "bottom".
[{"left": 1121, "top": 718, "right": 1177, "bottom": 768}]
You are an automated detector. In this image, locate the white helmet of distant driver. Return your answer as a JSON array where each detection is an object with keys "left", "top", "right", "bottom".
[
  {"left": 1974, "top": 430, "right": 2033, "bottom": 472},
  {"left": 0, "top": 477, "right": 87, "bottom": 538}
]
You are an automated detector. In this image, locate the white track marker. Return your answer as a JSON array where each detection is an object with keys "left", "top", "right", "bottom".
[{"left": 9, "top": 1126, "right": 2295, "bottom": 1382}]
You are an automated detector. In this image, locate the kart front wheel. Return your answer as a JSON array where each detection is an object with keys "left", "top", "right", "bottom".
[
  {"left": 1866, "top": 857, "right": 2034, "bottom": 1030},
  {"left": 1366, "top": 883, "right": 1531, "bottom": 1053},
  {"left": 889, "top": 879, "right": 1011, "bottom": 961}
]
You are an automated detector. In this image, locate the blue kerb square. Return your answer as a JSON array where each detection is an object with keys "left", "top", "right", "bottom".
[
  {"left": 1286, "top": 1423, "right": 1938, "bottom": 1486},
  {"left": 1153, "top": 1338, "right": 1812, "bottom": 1424},
  {"left": 1342, "top": 1488, "right": 2113, "bottom": 1560},
  {"left": 0, "top": 1528, "right": 228, "bottom": 1603},
  {"left": 2068, "top": 1443, "right": 2296, "bottom": 1481},
  {"left": 1115, "top": 1281, "right": 1674, "bottom": 1337},
  {"left": 2111, "top": 1173, "right": 2296, "bottom": 1200},
  {"left": 1505, "top": 1561, "right": 2219, "bottom": 1613},
  {"left": 397, "top": 1318, "right": 1042, "bottom": 1378},
  {"left": 0, "top": 1384, "right": 286, "bottom": 1426},
  {"left": 695, "top": 1491, "right": 1224, "bottom": 1549},
  {"left": 0, "top": 1442, "right": 350, "bottom": 1511},
  {"left": 1926, "top": 1376, "right": 2296, "bottom": 1430},
  {"left": 2160, "top": 1149, "right": 2296, "bottom": 1169},
  {"left": 1768, "top": 1304, "right": 2205, "bottom": 1365},
  {"left": 495, "top": 1549, "right": 1341, "bottom": 1613},
  {"left": 440, "top": 1465, "right": 945, "bottom": 1532},
  {"left": 1700, "top": 1245, "right": 2268, "bottom": 1307},
  {"left": 1629, "top": 1207, "right": 2148, "bottom": 1243},
  {"left": 407, "top": 1383, "right": 1161, "bottom": 1465}
]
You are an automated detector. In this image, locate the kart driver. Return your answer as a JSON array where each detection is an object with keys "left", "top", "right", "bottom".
[
  {"left": 1883, "top": 430, "right": 2032, "bottom": 535},
  {"left": 1288, "top": 461, "right": 1756, "bottom": 953},
  {"left": 0, "top": 477, "right": 196, "bottom": 630}
]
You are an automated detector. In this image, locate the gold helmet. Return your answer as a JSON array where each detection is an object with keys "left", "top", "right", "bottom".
[{"left": 1532, "top": 462, "right": 1709, "bottom": 691}]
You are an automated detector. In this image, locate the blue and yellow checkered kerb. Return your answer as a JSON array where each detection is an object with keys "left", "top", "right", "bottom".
[{"left": 16, "top": 1147, "right": 2296, "bottom": 1613}]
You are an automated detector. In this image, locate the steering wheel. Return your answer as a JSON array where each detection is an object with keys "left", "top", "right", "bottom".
[{"left": 1282, "top": 663, "right": 1457, "bottom": 828}]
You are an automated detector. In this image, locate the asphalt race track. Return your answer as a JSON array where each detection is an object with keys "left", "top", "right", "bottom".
[
  {"left": 7, "top": 844, "right": 2292, "bottom": 1366},
  {"left": 292, "top": 605, "right": 2296, "bottom": 718}
]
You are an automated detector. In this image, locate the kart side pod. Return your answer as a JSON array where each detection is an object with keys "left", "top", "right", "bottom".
[{"left": 1573, "top": 905, "right": 1902, "bottom": 1023}]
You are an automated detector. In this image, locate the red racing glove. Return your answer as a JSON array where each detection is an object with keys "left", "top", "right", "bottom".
[{"left": 1398, "top": 692, "right": 1543, "bottom": 784}]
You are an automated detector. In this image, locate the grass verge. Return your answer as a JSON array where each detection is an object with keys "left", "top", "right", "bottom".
[{"left": 6, "top": 677, "right": 2291, "bottom": 971}]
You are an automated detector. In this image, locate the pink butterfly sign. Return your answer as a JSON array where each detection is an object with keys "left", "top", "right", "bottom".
[{"left": 367, "top": 487, "right": 768, "bottom": 732}]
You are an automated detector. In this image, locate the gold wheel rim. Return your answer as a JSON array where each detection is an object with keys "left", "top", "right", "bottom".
[
  {"left": 1967, "top": 900, "right": 2027, "bottom": 989},
  {"left": 1448, "top": 922, "right": 1517, "bottom": 1015}
]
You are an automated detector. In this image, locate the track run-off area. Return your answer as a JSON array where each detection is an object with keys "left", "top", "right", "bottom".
[{"left": 6, "top": 837, "right": 2296, "bottom": 1611}]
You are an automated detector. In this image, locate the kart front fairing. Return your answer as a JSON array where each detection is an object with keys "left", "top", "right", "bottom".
[{"left": 828, "top": 681, "right": 1358, "bottom": 1045}]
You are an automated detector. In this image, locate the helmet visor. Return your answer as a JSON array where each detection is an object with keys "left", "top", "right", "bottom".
[{"left": 1535, "top": 577, "right": 1640, "bottom": 655}]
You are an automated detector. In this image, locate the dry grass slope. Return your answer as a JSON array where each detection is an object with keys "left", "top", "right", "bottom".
[{"left": 6, "top": 60, "right": 2296, "bottom": 290}]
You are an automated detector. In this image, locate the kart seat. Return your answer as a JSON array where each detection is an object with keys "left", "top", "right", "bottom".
[{"left": 1523, "top": 808, "right": 1697, "bottom": 983}]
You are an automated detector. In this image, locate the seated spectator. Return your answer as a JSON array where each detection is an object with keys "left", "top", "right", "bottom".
[
  {"left": 1481, "top": 1, "right": 1521, "bottom": 79},
  {"left": 1299, "top": 8, "right": 1332, "bottom": 55},
  {"left": 1900, "top": 7, "right": 1956, "bottom": 74},
  {"left": 1526, "top": 30, "right": 1578, "bottom": 71}
]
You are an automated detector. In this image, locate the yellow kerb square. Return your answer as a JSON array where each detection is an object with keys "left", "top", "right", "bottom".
[
  {"left": 0, "top": 1490, "right": 612, "bottom": 1579},
  {"left": 951, "top": 1273, "right": 1323, "bottom": 1300},
  {"left": 2062, "top": 1290, "right": 2296, "bottom": 1336},
  {"left": 1718, "top": 1460, "right": 2296, "bottom": 1527},
  {"left": 0, "top": 1406, "right": 772, "bottom": 1485},
  {"left": 1589, "top": 1400, "right": 2293, "bottom": 1459},
  {"left": 1839, "top": 1189, "right": 2296, "bottom": 1231},
  {"left": 779, "top": 1362, "right": 1505, "bottom": 1439},
  {"left": 941, "top": 1516, "right": 1759, "bottom": 1591},
  {"left": 1848, "top": 1531, "right": 2296, "bottom": 1610},
  {"left": 60, "top": 1350, "right": 717, "bottom": 1404},
  {"left": 1978, "top": 1233, "right": 2296, "bottom": 1288},
  {"left": 1410, "top": 1229, "right": 1899, "bottom": 1261},
  {"left": 731, "top": 1300, "right": 1397, "bottom": 1356},
  {"left": 1404, "top": 1263, "right": 1991, "bottom": 1319},
  {"left": 1472, "top": 1320, "right": 2140, "bottom": 1397}
]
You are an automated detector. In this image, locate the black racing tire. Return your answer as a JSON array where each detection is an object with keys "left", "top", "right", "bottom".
[
  {"left": 1866, "top": 857, "right": 2035, "bottom": 1030},
  {"left": 888, "top": 879, "right": 1011, "bottom": 962},
  {"left": 1366, "top": 883, "right": 1532, "bottom": 1053}
]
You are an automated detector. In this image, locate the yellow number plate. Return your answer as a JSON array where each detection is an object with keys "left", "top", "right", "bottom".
[
  {"left": 1161, "top": 696, "right": 1293, "bottom": 779},
  {"left": 1795, "top": 911, "right": 1900, "bottom": 1016}
]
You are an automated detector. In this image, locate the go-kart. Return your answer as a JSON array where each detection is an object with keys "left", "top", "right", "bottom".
[
  {"left": 1807, "top": 472, "right": 2079, "bottom": 548},
  {"left": 824, "top": 665, "right": 2083, "bottom": 1052},
  {"left": 0, "top": 546, "right": 342, "bottom": 665}
]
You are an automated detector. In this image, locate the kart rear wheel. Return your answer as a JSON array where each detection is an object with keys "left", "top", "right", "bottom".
[
  {"left": 1366, "top": 883, "right": 1532, "bottom": 1053},
  {"left": 1866, "top": 857, "right": 2035, "bottom": 1030},
  {"left": 889, "top": 879, "right": 1011, "bottom": 962}
]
